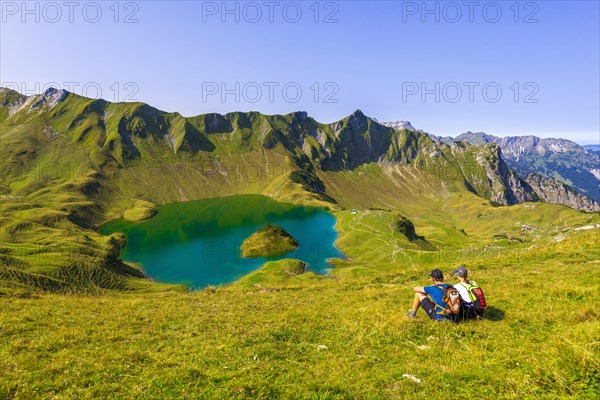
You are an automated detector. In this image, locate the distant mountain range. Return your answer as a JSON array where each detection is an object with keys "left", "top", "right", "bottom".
[
  {"left": 584, "top": 144, "right": 600, "bottom": 155},
  {"left": 453, "top": 132, "right": 600, "bottom": 203},
  {"left": 381, "top": 121, "right": 600, "bottom": 203},
  {"left": 378, "top": 120, "right": 416, "bottom": 132}
]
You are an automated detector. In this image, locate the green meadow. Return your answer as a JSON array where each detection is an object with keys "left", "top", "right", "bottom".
[{"left": 1, "top": 228, "right": 598, "bottom": 399}]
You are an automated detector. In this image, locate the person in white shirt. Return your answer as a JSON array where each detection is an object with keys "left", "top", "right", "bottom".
[{"left": 453, "top": 266, "right": 484, "bottom": 320}]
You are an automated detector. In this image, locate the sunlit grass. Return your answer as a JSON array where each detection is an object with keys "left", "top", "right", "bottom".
[{"left": 1, "top": 229, "right": 598, "bottom": 399}]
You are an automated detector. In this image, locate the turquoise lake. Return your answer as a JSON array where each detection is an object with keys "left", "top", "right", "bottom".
[{"left": 101, "top": 195, "right": 344, "bottom": 288}]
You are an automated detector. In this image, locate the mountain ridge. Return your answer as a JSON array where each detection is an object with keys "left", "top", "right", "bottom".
[
  {"left": 382, "top": 121, "right": 600, "bottom": 204},
  {"left": 583, "top": 144, "right": 600, "bottom": 155},
  {"left": 3, "top": 87, "right": 598, "bottom": 213},
  {"left": 454, "top": 131, "right": 600, "bottom": 203}
]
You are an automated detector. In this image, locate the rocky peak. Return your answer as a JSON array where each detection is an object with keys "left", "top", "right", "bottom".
[
  {"left": 30, "top": 87, "right": 68, "bottom": 110},
  {"left": 455, "top": 131, "right": 497, "bottom": 146},
  {"left": 427, "top": 133, "right": 455, "bottom": 145},
  {"left": 497, "top": 135, "right": 580, "bottom": 158},
  {"left": 350, "top": 109, "right": 365, "bottom": 118},
  {"left": 347, "top": 109, "right": 369, "bottom": 131},
  {"left": 381, "top": 120, "right": 416, "bottom": 131},
  {"left": 294, "top": 111, "right": 308, "bottom": 121},
  {"left": 0, "top": 87, "right": 26, "bottom": 108}
]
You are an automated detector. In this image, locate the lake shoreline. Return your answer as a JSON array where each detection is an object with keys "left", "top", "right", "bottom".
[{"left": 100, "top": 194, "right": 346, "bottom": 289}]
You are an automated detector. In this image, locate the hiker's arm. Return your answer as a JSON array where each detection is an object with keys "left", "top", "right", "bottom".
[{"left": 413, "top": 286, "right": 425, "bottom": 293}]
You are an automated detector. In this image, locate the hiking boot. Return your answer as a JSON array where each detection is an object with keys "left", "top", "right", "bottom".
[{"left": 406, "top": 310, "right": 416, "bottom": 319}]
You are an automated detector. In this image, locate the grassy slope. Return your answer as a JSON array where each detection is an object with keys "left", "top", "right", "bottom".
[
  {"left": 241, "top": 224, "right": 299, "bottom": 258},
  {"left": 1, "top": 229, "right": 598, "bottom": 399}
]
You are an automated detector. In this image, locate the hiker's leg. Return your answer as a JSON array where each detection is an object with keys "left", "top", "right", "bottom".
[
  {"left": 412, "top": 293, "right": 426, "bottom": 313},
  {"left": 419, "top": 297, "right": 438, "bottom": 321}
]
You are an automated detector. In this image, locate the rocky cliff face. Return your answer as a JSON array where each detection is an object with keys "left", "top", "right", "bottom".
[
  {"left": 455, "top": 131, "right": 600, "bottom": 203},
  {"left": 454, "top": 142, "right": 600, "bottom": 212},
  {"left": 495, "top": 135, "right": 580, "bottom": 159},
  {"left": 0, "top": 88, "right": 28, "bottom": 121},
  {"left": 299, "top": 117, "right": 600, "bottom": 212},
  {"left": 450, "top": 141, "right": 599, "bottom": 211},
  {"left": 459, "top": 142, "right": 538, "bottom": 205},
  {"left": 319, "top": 110, "right": 395, "bottom": 170},
  {"left": 525, "top": 173, "right": 600, "bottom": 212}
]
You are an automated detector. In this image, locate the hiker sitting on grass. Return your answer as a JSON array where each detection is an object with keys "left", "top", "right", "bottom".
[
  {"left": 453, "top": 266, "right": 486, "bottom": 320},
  {"left": 407, "top": 269, "right": 459, "bottom": 321}
]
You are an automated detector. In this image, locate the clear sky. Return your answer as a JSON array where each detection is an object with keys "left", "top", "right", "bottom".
[{"left": 1, "top": 1, "right": 599, "bottom": 144}]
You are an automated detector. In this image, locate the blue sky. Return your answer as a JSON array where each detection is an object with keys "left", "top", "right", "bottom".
[{"left": 1, "top": 1, "right": 599, "bottom": 144}]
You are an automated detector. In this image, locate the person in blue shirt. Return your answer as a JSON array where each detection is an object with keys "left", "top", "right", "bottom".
[{"left": 407, "top": 269, "right": 452, "bottom": 321}]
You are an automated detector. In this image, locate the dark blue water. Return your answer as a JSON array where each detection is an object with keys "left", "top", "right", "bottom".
[{"left": 101, "top": 195, "right": 344, "bottom": 288}]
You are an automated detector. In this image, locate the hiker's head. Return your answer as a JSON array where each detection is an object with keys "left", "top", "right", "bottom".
[
  {"left": 453, "top": 266, "right": 468, "bottom": 280},
  {"left": 429, "top": 269, "right": 444, "bottom": 282}
]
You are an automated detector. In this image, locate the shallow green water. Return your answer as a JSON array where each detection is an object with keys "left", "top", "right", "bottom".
[{"left": 101, "top": 195, "right": 344, "bottom": 288}]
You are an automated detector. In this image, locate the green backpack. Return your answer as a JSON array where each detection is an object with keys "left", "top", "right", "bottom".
[{"left": 460, "top": 281, "right": 487, "bottom": 311}]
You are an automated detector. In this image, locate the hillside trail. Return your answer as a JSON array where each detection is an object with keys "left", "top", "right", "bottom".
[{"left": 346, "top": 211, "right": 411, "bottom": 265}]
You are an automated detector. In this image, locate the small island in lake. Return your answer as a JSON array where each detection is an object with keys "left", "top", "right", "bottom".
[{"left": 241, "top": 223, "right": 299, "bottom": 258}]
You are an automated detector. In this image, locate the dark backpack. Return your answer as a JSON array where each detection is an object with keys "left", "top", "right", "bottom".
[
  {"left": 436, "top": 284, "right": 461, "bottom": 316},
  {"left": 461, "top": 281, "right": 487, "bottom": 311}
]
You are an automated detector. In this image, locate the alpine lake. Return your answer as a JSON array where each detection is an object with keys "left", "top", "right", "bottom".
[{"left": 101, "top": 195, "right": 344, "bottom": 289}]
